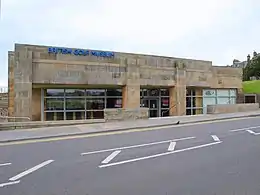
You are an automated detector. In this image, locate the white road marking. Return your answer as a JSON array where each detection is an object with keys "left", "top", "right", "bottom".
[
  {"left": 99, "top": 141, "right": 222, "bottom": 168},
  {"left": 211, "top": 135, "right": 220, "bottom": 142},
  {"left": 167, "top": 142, "right": 176, "bottom": 151},
  {"left": 9, "top": 160, "right": 54, "bottom": 181},
  {"left": 0, "top": 163, "right": 11, "bottom": 167},
  {"left": 81, "top": 136, "right": 195, "bottom": 156},
  {"left": 247, "top": 130, "right": 256, "bottom": 135},
  {"left": 101, "top": 150, "right": 121, "bottom": 164},
  {"left": 230, "top": 125, "right": 260, "bottom": 132},
  {"left": 0, "top": 180, "right": 20, "bottom": 188}
]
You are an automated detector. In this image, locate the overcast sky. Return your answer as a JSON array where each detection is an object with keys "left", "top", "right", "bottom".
[{"left": 0, "top": 0, "right": 260, "bottom": 87}]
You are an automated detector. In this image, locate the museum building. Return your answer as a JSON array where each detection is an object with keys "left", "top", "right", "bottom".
[{"left": 8, "top": 44, "right": 242, "bottom": 121}]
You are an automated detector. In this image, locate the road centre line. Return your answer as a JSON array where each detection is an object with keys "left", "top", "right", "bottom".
[
  {"left": 81, "top": 136, "right": 195, "bottom": 156},
  {"left": 211, "top": 135, "right": 220, "bottom": 142},
  {"left": 0, "top": 181, "right": 20, "bottom": 188},
  {"left": 230, "top": 125, "right": 260, "bottom": 132},
  {"left": 9, "top": 160, "right": 54, "bottom": 181},
  {"left": 99, "top": 141, "right": 222, "bottom": 168},
  {"left": 168, "top": 142, "right": 176, "bottom": 151},
  {"left": 102, "top": 150, "right": 121, "bottom": 164},
  {"left": 247, "top": 130, "right": 260, "bottom": 135},
  {"left": 0, "top": 163, "right": 12, "bottom": 167}
]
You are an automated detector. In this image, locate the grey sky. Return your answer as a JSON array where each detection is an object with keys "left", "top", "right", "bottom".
[{"left": 1, "top": 0, "right": 260, "bottom": 87}]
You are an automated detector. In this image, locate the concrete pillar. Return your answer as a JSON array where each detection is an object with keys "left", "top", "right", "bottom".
[
  {"left": 122, "top": 59, "right": 140, "bottom": 109},
  {"left": 169, "top": 62, "right": 186, "bottom": 116},
  {"left": 8, "top": 52, "right": 15, "bottom": 118},
  {"left": 13, "top": 44, "right": 33, "bottom": 120}
]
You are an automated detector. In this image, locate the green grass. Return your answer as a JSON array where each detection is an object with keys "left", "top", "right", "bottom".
[{"left": 243, "top": 80, "right": 260, "bottom": 93}]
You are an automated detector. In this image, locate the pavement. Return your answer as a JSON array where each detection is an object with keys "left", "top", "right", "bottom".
[
  {"left": 1, "top": 115, "right": 260, "bottom": 194},
  {"left": 1, "top": 110, "right": 260, "bottom": 143}
]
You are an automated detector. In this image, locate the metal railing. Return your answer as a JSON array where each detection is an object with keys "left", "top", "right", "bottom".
[{"left": 162, "top": 102, "right": 180, "bottom": 117}]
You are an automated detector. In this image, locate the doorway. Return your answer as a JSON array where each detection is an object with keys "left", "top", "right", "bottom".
[{"left": 141, "top": 98, "right": 159, "bottom": 117}]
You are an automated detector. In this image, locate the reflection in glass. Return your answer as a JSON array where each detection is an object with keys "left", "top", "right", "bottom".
[
  {"left": 161, "top": 98, "right": 169, "bottom": 108},
  {"left": 65, "top": 98, "right": 85, "bottom": 110},
  {"left": 86, "top": 99, "right": 105, "bottom": 110},
  {"left": 65, "top": 89, "right": 85, "bottom": 96},
  {"left": 46, "top": 89, "right": 64, "bottom": 97},
  {"left": 161, "top": 110, "right": 169, "bottom": 117},
  {"left": 106, "top": 98, "right": 122, "bottom": 108},
  {"left": 86, "top": 89, "right": 105, "bottom": 96},
  {"left": 86, "top": 111, "right": 104, "bottom": 119},
  {"left": 160, "top": 89, "right": 169, "bottom": 96},
  {"left": 106, "top": 89, "right": 122, "bottom": 96},
  {"left": 45, "top": 98, "right": 64, "bottom": 110}
]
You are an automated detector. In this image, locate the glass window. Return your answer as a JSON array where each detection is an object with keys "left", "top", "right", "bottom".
[
  {"left": 161, "top": 98, "right": 169, "bottom": 108},
  {"left": 186, "top": 88, "right": 195, "bottom": 96},
  {"left": 195, "top": 108, "right": 203, "bottom": 115},
  {"left": 65, "top": 89, "right": 85, "bottom": 96},
  {"left": 86, "top": 89, "right": 105, "bottom": 96},
  {"left": 217, "top": 90, "right": 229, "bottom": 97},
  {"left": 217, "top": 97, "right": 230, "bottom": 104},
  {"left": 140, "top": 99, "right": 148, "bottom": 107},
  {"left": 149, "top": 89, "right": 159, "bottom": 96},
  {"left": 86, "top": 111, "right": 104, "bottom": 119},
  {"left": 143, "top": 89, "right": 148, "bottom": 96},
  {"left": 45, "top": 98, "right": 64, "bottom": 111},
  {"left": 192, "top": 97, "right": 196, "bottom": 107},
  {"left": 56, "top": 112, "right": 64, "bottom": 120},
  {"left": 46, "top": 112, "right": 54, "bottom": 121},
  {"left": 65, "top": 111, "right": 85, "bottom": 120},
  {"left": 186, "top": 97, "right": 192, "bottom": 108},
  {"left": 46, "top": 89, "right": 64, "bottom": 97},
  {"left": 230, "top": 89, "right": 237, "bottom": 97},
  {"left": 106, "top": 89, "right": 122, "bottom": 96},
  {"left": 160, "top": 89, "right": 169, "bottom": 96},
  {"left": 86, "top": 99, "right": 105, "bottom": 110},
  {"left": 65, "top": 98, "right": 85, "bottom": 110},
  {"left": 230, "top": 97, "right": 236, "bottom": 104},
  {"left": 161, "top": 109, "right": 169, "bottom": 117},
  {"left": 203, "top": 89, "right": 216, "bottom": 97},
  {"left": 106, "top": 98, "right": 122, "bottom": 108},
  {"left": 186, "top": 109, "right": 192, "bottom": 115}
]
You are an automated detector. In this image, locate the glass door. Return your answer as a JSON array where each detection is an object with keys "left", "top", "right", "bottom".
[{"left": 149, "top": 99, "right": 159, "bottom": 117}]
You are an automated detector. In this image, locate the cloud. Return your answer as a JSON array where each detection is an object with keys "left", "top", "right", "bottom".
[{"left": 1, "top": 0, "right": 260, "bottom": 86}]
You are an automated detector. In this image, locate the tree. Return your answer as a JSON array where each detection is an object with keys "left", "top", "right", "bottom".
[{"left": 243, "top": 52, "right": 260, "bottom": 81}]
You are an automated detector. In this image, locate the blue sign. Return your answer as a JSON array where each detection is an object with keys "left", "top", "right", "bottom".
[{"left": 48, "top": 47, "right": 114, "bottom": 58}]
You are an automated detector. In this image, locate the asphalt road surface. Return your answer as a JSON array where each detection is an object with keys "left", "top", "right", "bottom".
[{"left": 1, "top": 117, "right": 260, "bottom": 195}]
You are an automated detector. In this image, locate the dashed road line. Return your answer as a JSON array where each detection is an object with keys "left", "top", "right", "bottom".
[
  {"left": 0, "top": 181, "right": 20, "bottom": 188},
  {"left": 101, "top": 150, "right": 121, "bottom": 164},
  {"left": 99, "top": 141, "right": 222, "bottom": 168},
  {"left": 211, "top": 135, "right": 220, "bottom": 142},
  {"left": 81, "top": 136, "right": 195, "bottom": 156},
  {"left": 230, "top": 125, "right": 260, "bottom": 132},
  {"left": 167, "top": 142, "right": 176, "bottom": 151},
  {"left": 0, "top": 163, "right": 11, "bottom": 167},
  {"left": 9, "top": 160, "right": 54, "bottom": 181}
]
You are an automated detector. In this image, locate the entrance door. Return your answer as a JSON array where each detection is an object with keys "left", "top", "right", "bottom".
[{"left": 149, "top": 99, "right": 159, "bottom": 117}]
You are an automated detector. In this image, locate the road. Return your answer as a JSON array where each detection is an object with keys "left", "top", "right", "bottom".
[{"left": 1, "top": 117, "right": 260, "bottom": 195}]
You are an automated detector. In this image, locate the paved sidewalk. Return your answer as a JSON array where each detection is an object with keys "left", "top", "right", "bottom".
[{"left": 0, "top": 111, "right": 260, "bottom": 143}]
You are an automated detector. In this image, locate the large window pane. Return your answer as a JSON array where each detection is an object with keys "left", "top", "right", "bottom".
[
  {"left": 65, "top": 111, "right": 85, "bottom": 120},
  {"left": 106, "top": 89, "right": 122, "bottom": 96},
  {"left": 106, "top": 98, "right": 122, "bottom": 108},
  {"left": 230, "top": 97, "right": 236, "bottom": 104},
  {"left": 203, "top": 89, "right": 216, "bottom": 97},
  {"left": 56, "top": 112, "right": 64, "bottom": 120},
  {"left": 161, "top": 98, "right": 169, "bottom": 108},
  {"left": 86, "top": 89, "right": 105, "bottom": 96},
  {"left": 86, "top": 99, "right": 105, "bottom": 110},
  {"left": 186, "top": 97, "right": 191, "bottom": 108},
  {"left": 46, "top": 112, "right": 54, "bottom": 121},
  {"left": 230, "top": 89, "right": 237, "bottom": 97},
  {"left": 45, "top": 98, "right": 64, "bottom": 110},
  {"left": 65, "top": 89, "right": 85, "bottom": 97},
  {"left": 186, "top": 88, "right": 195, "bottom": 96},
  {"left": 86, "top": 111, "right": 104, "bottom": 119},
  {"left": 217, "top": 90, "right": 229, "bottom": 97},
  {"left": 217, "top": 97, "right": 230, "bottom": 104},
  {"left": 46, "top": 89, "right": 64, "bottom": 97},
  {"left": 148, "top": 89, "right": 159, "bottom": 96},
  {"left": 160, "top": 89, "right": 169, "bottom": 96},
  {"left": 65, "top": 98, "right": 85, "bottom": 110}
]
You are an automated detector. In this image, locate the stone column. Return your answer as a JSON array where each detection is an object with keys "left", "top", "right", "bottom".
[
  {"left": 122, "top": 58, "right": 140, "bottom": 109},
  {"left": 13, "top": 44, "right": 33, "bottom": 120},
  {"left": 8, "top": 52, "right": 15, "bottom": 118},
  {"left": 169, "top": 62, "right": 186, "bottom": 116}
]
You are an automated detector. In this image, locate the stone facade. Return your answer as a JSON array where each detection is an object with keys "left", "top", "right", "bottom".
[{"left": 8, "top": 43, "right": 243, "bottom": 121}]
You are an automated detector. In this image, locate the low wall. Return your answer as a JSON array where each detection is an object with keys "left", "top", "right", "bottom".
[
  {"left": 104, "top": 108, "right": 149, "bottom": 122},
  {"left": 207, "top": 103, "right": 260, "bottom": 114}
]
